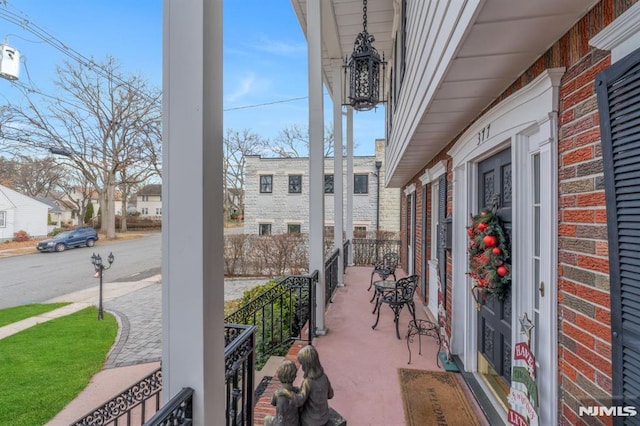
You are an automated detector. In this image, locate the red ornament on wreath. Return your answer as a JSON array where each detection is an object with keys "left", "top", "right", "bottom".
[
  {"left": 483, "top": 235, "right": 497, "bottom": 247},
  {"left": 492, "top": 247, "right": 501, "bottom": 255},
  {"left": 497, "top": 266, "right": 508, "bottom": 277}
]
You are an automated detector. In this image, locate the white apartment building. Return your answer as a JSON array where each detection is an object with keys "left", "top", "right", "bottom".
[{"left": 244, "top": 139, "right": 399, "bottom": 236}]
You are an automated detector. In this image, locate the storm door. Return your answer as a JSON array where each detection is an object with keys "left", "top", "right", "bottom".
[
  {"left": 436, "top": 174, "right": 447, "bottom": 307},
  {"left": 477, "top": 147, "right": 513, "bottom": 397}
]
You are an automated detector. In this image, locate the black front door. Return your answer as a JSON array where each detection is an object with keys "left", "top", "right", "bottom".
[{"left": 477, "top": 148, "right": 512, "bottom": 386}]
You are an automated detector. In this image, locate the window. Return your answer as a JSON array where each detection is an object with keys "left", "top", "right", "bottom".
[
  {"left": 141, "top": 195, "right": 149, "bottom": 201},
  {"left": 324, "top": 174, "right": 334, "bottom": 194},
  {"left": 288, "top": 223, "right": 301, "bottom": 234},
  {"left": 354, "top": 174, "right": 369, "bottom": 194},
  {"left": 259, "top": 223, "right": 272, "bottom": 235},
  {"left": 260, "top": 175, "right": 273, "bottom": 193},
  {"left": 354, "top": 226, "right": 367, "bottom": 238},
  {"left": 289, "top": 175, "right": 302, "bottom": 193},
  {"left": 141, "top": 208, "right": 148, "bottom": 215},
  {"left": 0, "top": 211, "right": 5, "bottom": 227},
  {"left": 156, "top": 208, "right": 162, "bottom": 215},
  {"left": 324, "top": 226, "right": 334, "bottom": 238}
]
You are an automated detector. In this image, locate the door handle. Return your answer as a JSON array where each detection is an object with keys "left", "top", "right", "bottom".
[{"left": 539, "top": 281, "right": 545, "bottom": 297}]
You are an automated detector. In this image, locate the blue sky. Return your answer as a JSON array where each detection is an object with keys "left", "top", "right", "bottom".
[{"left": 0, "top": 1, "right": 385, "bottom": 156}]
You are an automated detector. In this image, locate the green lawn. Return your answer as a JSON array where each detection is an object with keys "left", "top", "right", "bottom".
[
  {"left": 0, "top": 307, "right": 118, "bottom": 426},
  {"left": 0, "top": 303, "right": 70, "bottom": 328}
]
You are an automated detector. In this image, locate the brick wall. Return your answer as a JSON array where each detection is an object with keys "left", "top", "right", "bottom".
[{"left": 558, "top": 48, "right": 613, "bottom": 426}]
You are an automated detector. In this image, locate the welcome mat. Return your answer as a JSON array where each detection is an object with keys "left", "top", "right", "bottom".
[{"left": 398, "top": 369, "right": 481, "bottom": 426}]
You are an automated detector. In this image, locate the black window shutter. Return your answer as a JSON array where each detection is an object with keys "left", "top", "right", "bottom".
[
  {"left": 595, "top": 46, "right": 640, "bottom": 417},
  {"left": 437, "top": 173, "right": 447, "bottom": 307}
]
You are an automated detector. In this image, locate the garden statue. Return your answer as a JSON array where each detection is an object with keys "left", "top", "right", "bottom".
[
  {"left": 263, "top": 360, "right": 300, "bottom": 426},
  {"left": 296, "top": 345, "right": 335, "bottom": 426}
]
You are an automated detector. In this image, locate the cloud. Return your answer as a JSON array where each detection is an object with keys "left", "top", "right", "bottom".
[
  {"left": 226, "top": 74, "right": 258, "bottom": 102},
  {"left": 253, "top": 36, "right": 306, "bottom": 56}
]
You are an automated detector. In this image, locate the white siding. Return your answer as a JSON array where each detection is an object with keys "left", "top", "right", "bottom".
[{"left": 0, "top": 185, "right": 49, "bottom": 239}]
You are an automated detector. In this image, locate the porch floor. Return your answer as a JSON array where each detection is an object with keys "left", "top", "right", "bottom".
[{"left": 311, "top": 266, "right": 489, "bottom": 426}]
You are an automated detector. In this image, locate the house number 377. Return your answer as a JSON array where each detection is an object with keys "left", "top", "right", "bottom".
[{"left": 477, "top": 124, "right": 491, "bottom": 145}]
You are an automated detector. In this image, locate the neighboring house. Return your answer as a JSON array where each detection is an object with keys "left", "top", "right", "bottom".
[
  {"left": 0, "top": 184, "right": 49, "bottom": 240},
  {"left": 136, "top": 184, "right": 162, "bottom": 218},
  {"left": 244, "top": 139, "right": 400, "bottom": 236},
  {"left": 33, "top": 196, "right": 66, "bottom": 228}
]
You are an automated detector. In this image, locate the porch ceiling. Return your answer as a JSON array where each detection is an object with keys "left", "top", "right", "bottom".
[
  {"left": 289, "top": 0, "right": 395, "bottom": 96},
  {"left": 290, "top": 0, "right": 599, "bottom": 187}
]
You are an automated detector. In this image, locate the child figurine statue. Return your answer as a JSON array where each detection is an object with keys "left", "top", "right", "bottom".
[
  {"left": 295, "top": 345, "right": 334, "bottom": 426},
  {"left": 263, "top": 360, "right": 300, "bottom": 426}
]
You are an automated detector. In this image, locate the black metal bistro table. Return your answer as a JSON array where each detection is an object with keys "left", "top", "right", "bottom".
[{"left": 370, "top": 279, "right": 396, "bottom": 309}]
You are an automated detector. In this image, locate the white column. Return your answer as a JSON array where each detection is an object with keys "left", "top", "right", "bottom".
[
  {"left": 346, "top": 108, "right": 354, "bottom": 265},
  {"left": 332, "top": 60, "right": 344, "bottom": 285},
  {"left": 162, "top": 1, "right": 224, "bottom": 424},
  {"left": 307, "top": 0, "right": 326, "bottom": 334}
]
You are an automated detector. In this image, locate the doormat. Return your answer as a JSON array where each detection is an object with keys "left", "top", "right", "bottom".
[{"left": 398, "top": 369, "right": 481, "bottom": 426}]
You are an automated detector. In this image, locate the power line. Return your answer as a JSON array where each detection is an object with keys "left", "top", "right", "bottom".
[{"left": 224, "top": 96, "right": 308, "bottom": 111}]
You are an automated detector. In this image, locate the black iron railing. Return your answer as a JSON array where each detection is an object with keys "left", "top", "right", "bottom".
[
  {"left": 224, "top": 324, "right": 256, "bottom": 426},
  {"left": 343, "top": 239, "right": 350, "bottom": 272},
  {"left": 70, "top": 367, "right": 162, "bottom": 425},
  {"left": 224, "top": 272, "right": 318, "bottom": 367},
  {"left": 143, "top": 325, "right": 257, "bottom": 426},
  {"left": 324, "top": 248, "right": 340, "bottom": 305},
  {"left": 351, "top": 239, "right": 401, "bottom": 265},
  {"left": 144, "top": 387, "right": 193, "bottom": 426}
]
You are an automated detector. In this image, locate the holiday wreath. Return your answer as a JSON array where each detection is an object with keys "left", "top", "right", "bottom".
[{"left": 467, "top": 209, "right": 511, "bottom": 303}]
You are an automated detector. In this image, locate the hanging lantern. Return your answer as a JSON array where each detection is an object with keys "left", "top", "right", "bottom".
[{"left": 344, "top": 0, "right": 385, "bottom": 111}]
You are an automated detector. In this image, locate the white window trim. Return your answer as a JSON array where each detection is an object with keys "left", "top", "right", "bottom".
[
  {"left": 590, "top": 2, "right": 640, "bottom": 64},
  {"left": 0, "top": 211, "right": 5, "bottom": 228}
]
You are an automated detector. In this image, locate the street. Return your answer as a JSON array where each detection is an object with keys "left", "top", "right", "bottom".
[{"left": 0, "top": 232, "right": 161, "bottom": 309}]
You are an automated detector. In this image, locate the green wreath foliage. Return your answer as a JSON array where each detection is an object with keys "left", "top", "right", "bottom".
[{"left": 467, "top": 209, "right": 511, "bottom": 301}]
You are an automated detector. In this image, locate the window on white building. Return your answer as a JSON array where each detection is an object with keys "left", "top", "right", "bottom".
[
  {"left": 259, "top": 223, "right": 272, "bottom": 235},
  {"left": 287, "top": 224, "right": 301, "bottom": 234},
  {"left": 0, "top": 211, "right": 5, "bottom": 227},
  {"left": 142, "top": 208, "right": 149, "bottom": 215},
  {"left": 142, "top": 195, "right": 149, "bottom": 201},
  {"left": 354, "top": 226, "right": 367, "bottom": 238},
  {"left": 324, "top": 174, "right": 334, "bottom": 194},
  {"left": 354, "top": 174, "right": 369, "bottom": 194},
  {"left": 289, "top": 175, "right": 302, "bottom": 193},
  {"left": 156, "top": 208, "right": 162, "bottom": 215},
  {"left": 260, "top": 175, "right": 273, "bottom": 193}
]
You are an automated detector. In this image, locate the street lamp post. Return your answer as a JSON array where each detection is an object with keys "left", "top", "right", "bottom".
[{"left": 91, "top": 252, "right": 115, "bottom": 320}]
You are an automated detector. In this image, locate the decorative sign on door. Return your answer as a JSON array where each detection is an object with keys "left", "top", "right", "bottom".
[{"left": 508, "top": 313, "right": 539, "bottom": 426}]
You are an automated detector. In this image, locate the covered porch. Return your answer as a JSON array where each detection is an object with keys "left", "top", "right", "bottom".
[{"left": 253, "top": 265, "right": 489, "bottom": 425}]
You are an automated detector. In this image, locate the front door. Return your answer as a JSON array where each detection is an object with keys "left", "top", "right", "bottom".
[{"left": 477, "top": 148, "right": 512, "bottom": 399}]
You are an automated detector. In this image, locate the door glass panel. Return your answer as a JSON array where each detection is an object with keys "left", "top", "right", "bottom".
[{"left": 532, "top": 153, "right": 541, "bottom": 355}]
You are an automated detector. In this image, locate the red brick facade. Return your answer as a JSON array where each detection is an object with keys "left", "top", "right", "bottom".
[{"left": 398, "top": 1, "right": 638, "bottom": 424}]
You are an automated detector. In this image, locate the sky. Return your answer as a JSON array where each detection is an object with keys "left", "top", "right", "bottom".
[{"left": 0, "top": 1, "right": 385, "bottom": 156}]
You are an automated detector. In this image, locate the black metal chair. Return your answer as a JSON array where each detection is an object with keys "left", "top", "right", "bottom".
[
  {"left": 369, "top": 252, "right": 399, "bottom": 291},
  {"left": 372, "top": 275, "right": 419, "bottom": 339}
]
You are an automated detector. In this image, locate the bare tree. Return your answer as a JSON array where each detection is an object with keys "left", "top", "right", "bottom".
[
  {"left": 0, "top": 57, "right": 162, "bottom": 238},
  {"left": 271, "top": 123, "right": 336, "bottom": 157},
  {"left": 0, "top": 155, "right": 65, "bottom": 197},
  {"left": 223, "top": 128, "right": 268, "bottom": 219}
]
